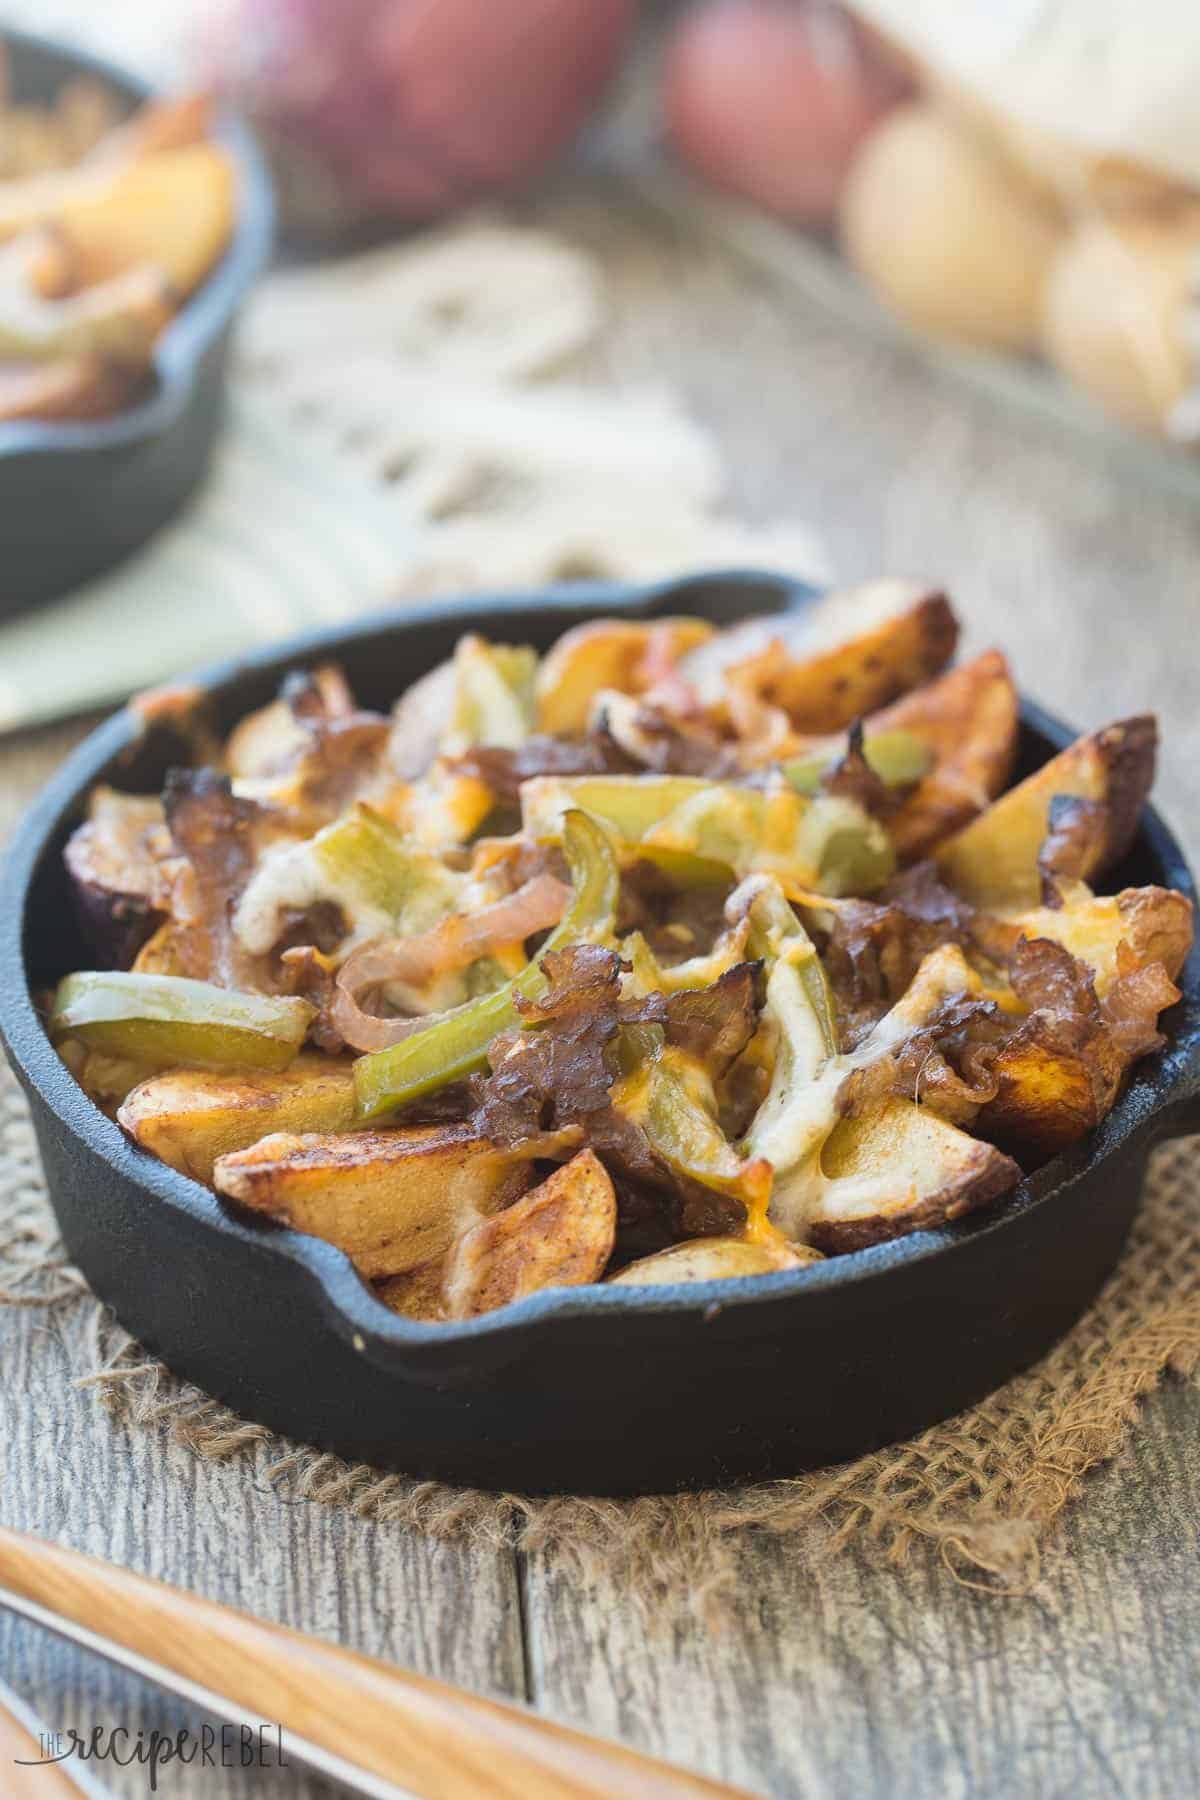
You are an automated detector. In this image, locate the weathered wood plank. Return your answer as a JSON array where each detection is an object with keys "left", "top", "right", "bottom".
[
  {"left": 522, "top": 1380, "right": 1200, "bottom": 1800},
  {"left": 0, "top": 1276, "right": 527, "bottom": 1798}
]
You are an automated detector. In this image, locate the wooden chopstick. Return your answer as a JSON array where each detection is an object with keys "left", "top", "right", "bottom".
[{"left": 0, "top": 1525, "right": 749, "bottom": 1800}]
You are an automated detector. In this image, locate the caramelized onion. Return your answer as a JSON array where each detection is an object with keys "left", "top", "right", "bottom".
[{"left": 332, "top": 873, "right": 572, "bottom": 1052}]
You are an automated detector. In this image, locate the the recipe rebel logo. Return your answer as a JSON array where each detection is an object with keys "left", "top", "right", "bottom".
[{"left": 16, "top": 1720, "right": 290, "bottom": 1790}]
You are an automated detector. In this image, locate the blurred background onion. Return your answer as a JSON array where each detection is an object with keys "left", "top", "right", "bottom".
[
  {"left": 209, "top": 0, "right": 637, "bottom": 235},
  {"left": 664, "top": 0, "right": 911, "bottom": 228}
]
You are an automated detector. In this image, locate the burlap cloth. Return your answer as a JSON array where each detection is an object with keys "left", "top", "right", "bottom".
[{"left": 4, "top": 1060, "right": 1198, "bottom": 1615}]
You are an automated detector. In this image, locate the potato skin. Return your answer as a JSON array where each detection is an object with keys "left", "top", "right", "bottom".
[
  {"left": 118, "top": 1056, "right": 358, "bottom": 1184},
  {"left": 213, "top": 1125, "right": 532, "bottom": 1278},
  {"left": 806, "top": 1098, "right": 1021, "bottom": 1254},
  {"left": 610, "top": 1236, "right": 819, "bottom": 1286},
  {"left": 64, "top": 789, "right": 166, "bottom": 969},
  {"left": 443, "top": 1149, "right": 617, "bottom": 1319},
  {"left": 936, "top": 715, "right": 1157, "bottom": 911},
  {"left": 730, "top": 588, "right": 958, "bottom": 735},
  {"left": 536, "top": 619, "right": 713, "bottom": 735},
  {"left": 870, "top": 649, "right": 1019, "bottom": 860}
]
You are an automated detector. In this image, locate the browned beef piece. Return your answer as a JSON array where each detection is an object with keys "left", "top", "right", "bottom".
[
  {"left": 617, "top": 861, "right": 732, "bottom": 966},
  {"left": 161, "top": 769, "right": 294, "bottom": 987},
  {"left": 453, "top": 735, "right": 637, "bottom": 806},
  {"left": 816, "top": 861, "right": 975, "bottom": 1045},
  {"left": 471, "top": 945, "right": 763, "bottom": 1248}
]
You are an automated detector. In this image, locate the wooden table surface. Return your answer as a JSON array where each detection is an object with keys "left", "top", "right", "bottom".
[{"left": 3, "top": 154, "right": 1200, "bottom": 1800}]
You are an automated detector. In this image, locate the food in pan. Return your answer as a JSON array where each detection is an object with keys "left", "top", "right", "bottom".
[
  {"left": 50, "top": 584, "right": 1193, "bottom": 1320},
  {"left": 0, "top": 42, "right": 234, "bottom": 425}
]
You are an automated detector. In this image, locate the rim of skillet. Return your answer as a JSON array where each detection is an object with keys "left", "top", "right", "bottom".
[
  {"left": 2, "top": 574, "right": 1199, "bottom": 1368},
  {"left": 0, "top": 27, "right": 275, "bottom": 461}
]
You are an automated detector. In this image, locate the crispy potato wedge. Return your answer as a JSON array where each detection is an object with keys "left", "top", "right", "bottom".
[
  {"left": 75, "top": 1050, "right": 157, "bottom": 1113},
  {"left": 387, "top": 661, "right": 458, "bottom": 780},
  {"left": 94, "top": 93, "right": 214, "bottom": 166},
  {"left": 711, "top": 584, "right": 958, "bottom": 735},
  {"left": 936, "top": 716, "right": 1156, "bottom": 911},
  {"left": 975, "top": 1037, "right": 1107, "bottom": 1161},
  {"left": 973, "top": 885, "right": 1194, "bottom": 997},
  {"left": 536, "top": 618, "right": 714, "bottom": 735},
  {"left": 0, "top": 256, "right": 173, "bottom": 365},
  {"left": 802, "top": 1098, "right": 1021, "bottom": 1253},
  {"left": 610, "top": 1236, "right": 821, "bottom": 1285},
  {"left": 224, "top": 666, "right": 352, "bottom": 779},
  {"left": 20, "top": 144, "right": 236, "bottom": 297},
  {"left": 64, "top": 786, "right": 168, "bottom": 968},
  {"left": 131, "top": 922, "right": 197, "bottom": 979},
  {"left": 118, "top": 1055, "right": 358, "bottom": 1184},
  {"left": 376, "top": 1259, "right": 448, "bottom": 1323},
  {"left": 442, "top": 1149, "right": 616, "bottom": 1319},
  {"left": 212, "top": 1125, "right": 532, "bottom": 1278},
  {"left": 0, "top": 353, "right": 136, "bottom": 422},
  {"left": 866, "top": 650, "right": 1020, "bottom": 859}
]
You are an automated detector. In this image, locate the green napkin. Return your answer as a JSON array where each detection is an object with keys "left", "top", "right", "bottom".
[{"left": 0, "top": 399, "right": 416, "bottom": 734}]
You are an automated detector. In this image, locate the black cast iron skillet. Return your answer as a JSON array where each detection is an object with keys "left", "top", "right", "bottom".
[
  {"left": 0, "top": 30, "right": 274, "bottom": 615},
  {"left": 2, "top": 570, "right": 1198, "bottom": 1496}
]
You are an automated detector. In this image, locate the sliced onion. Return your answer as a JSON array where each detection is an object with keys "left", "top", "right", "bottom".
[{"left": 332, "top": 872, "right": 572, "bottom": 1053}]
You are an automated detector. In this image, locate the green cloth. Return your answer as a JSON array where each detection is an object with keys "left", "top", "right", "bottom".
[{"left": 0, "top": 399, "right": 416, "bottom": 734}]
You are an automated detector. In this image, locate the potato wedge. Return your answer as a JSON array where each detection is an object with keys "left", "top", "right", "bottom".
[
  {"left": 536, "top": 618, "right": 714, "bottom": 734},
  {"left": 77, "top": 1050, "right": 157, "bottom": 1112},
  {"left": 387, "top": 660, "right": 458, "bottom": 780},
  {"left": 802, "top": 1098, "right": 1020, "bottom": 1253},
  {"left": 131, "top": 922, "right": 196, "bottom": 979},
  {"left": 10, "top": 144, "right": 236, "bottom": 297},
  {"left": 212, "top": 1125, "right": 532, "bottom": 1278},
  {"left": 936, "top": 716, "right": 1156, "bottom": 911},
  {"left": 94, "top": 93, "right": 214, "bottom": 166},
  {"left": 972, "top": 885, "right": 1194, "bottom": 997},
  {"left": 0, "top": 256, "right": 174, "bottom": 365},
  {"left": 0, "top": 353, "right": 136, "bottom": 422},
  {"left": 118, "top": 1055, "right": 358, "bottom": 1184},
  {"left": 711, "top": 584, "right": 958, "bottom": 734},
  {"left": 376, "top": 1259, "right": 448, "bottom": 1323},
  {"left": 975, "top": 1036, "right": 1107, "bottom": 1161},
  {"left": 610, "top": 1236, "right": 820, "bottom": 1285},
  {"left": 442, "top": 1149, "right": 616, "bottom": 1319},
  {"left": 64, "top": 786, "right": 168, "bottom": 968},
  {"left": 225, "top": 666, "right": 352, "bottom": 779},
  {"left": 867, "top": 650, "right": 1020, "bottom": 859}
]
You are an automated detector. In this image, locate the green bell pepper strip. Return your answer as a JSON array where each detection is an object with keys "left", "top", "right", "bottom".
[
  {"left": 611, "top": 1024, "right": 773, "bottom": 1226},
  {"left": 522, "top": 774, "right": 894, "bottom": 897},
  {"left": 49, "top": 973, "right": 315, "bottom": 1071},
  {"left": 782, "top": 729, "right": 933, "bottom": 797},
  {"left": 352, "top": 809, "right": 619, "bottom": 1121},
  {"left": 443, "top": 637, "right": 537, "bottom": 754},
  {"left": 310, "top": 804, "right": 463, "bottom": 929},
  {"left": 521, "top": 775, "right": 708, "bottom": 844},
  {"left": 742, "top": 877, "right": 839, "bottom": 1062}
]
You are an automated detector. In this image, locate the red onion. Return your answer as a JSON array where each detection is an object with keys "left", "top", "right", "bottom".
[
  {"left": 210, "top": 0, "right": 636, "bottom": 229},
  {"left": 332, "top": 872, "right": 571, "bottom": 1051},
  {"left": 664, "top": 0, "right": 910, "bottom": 228}
]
